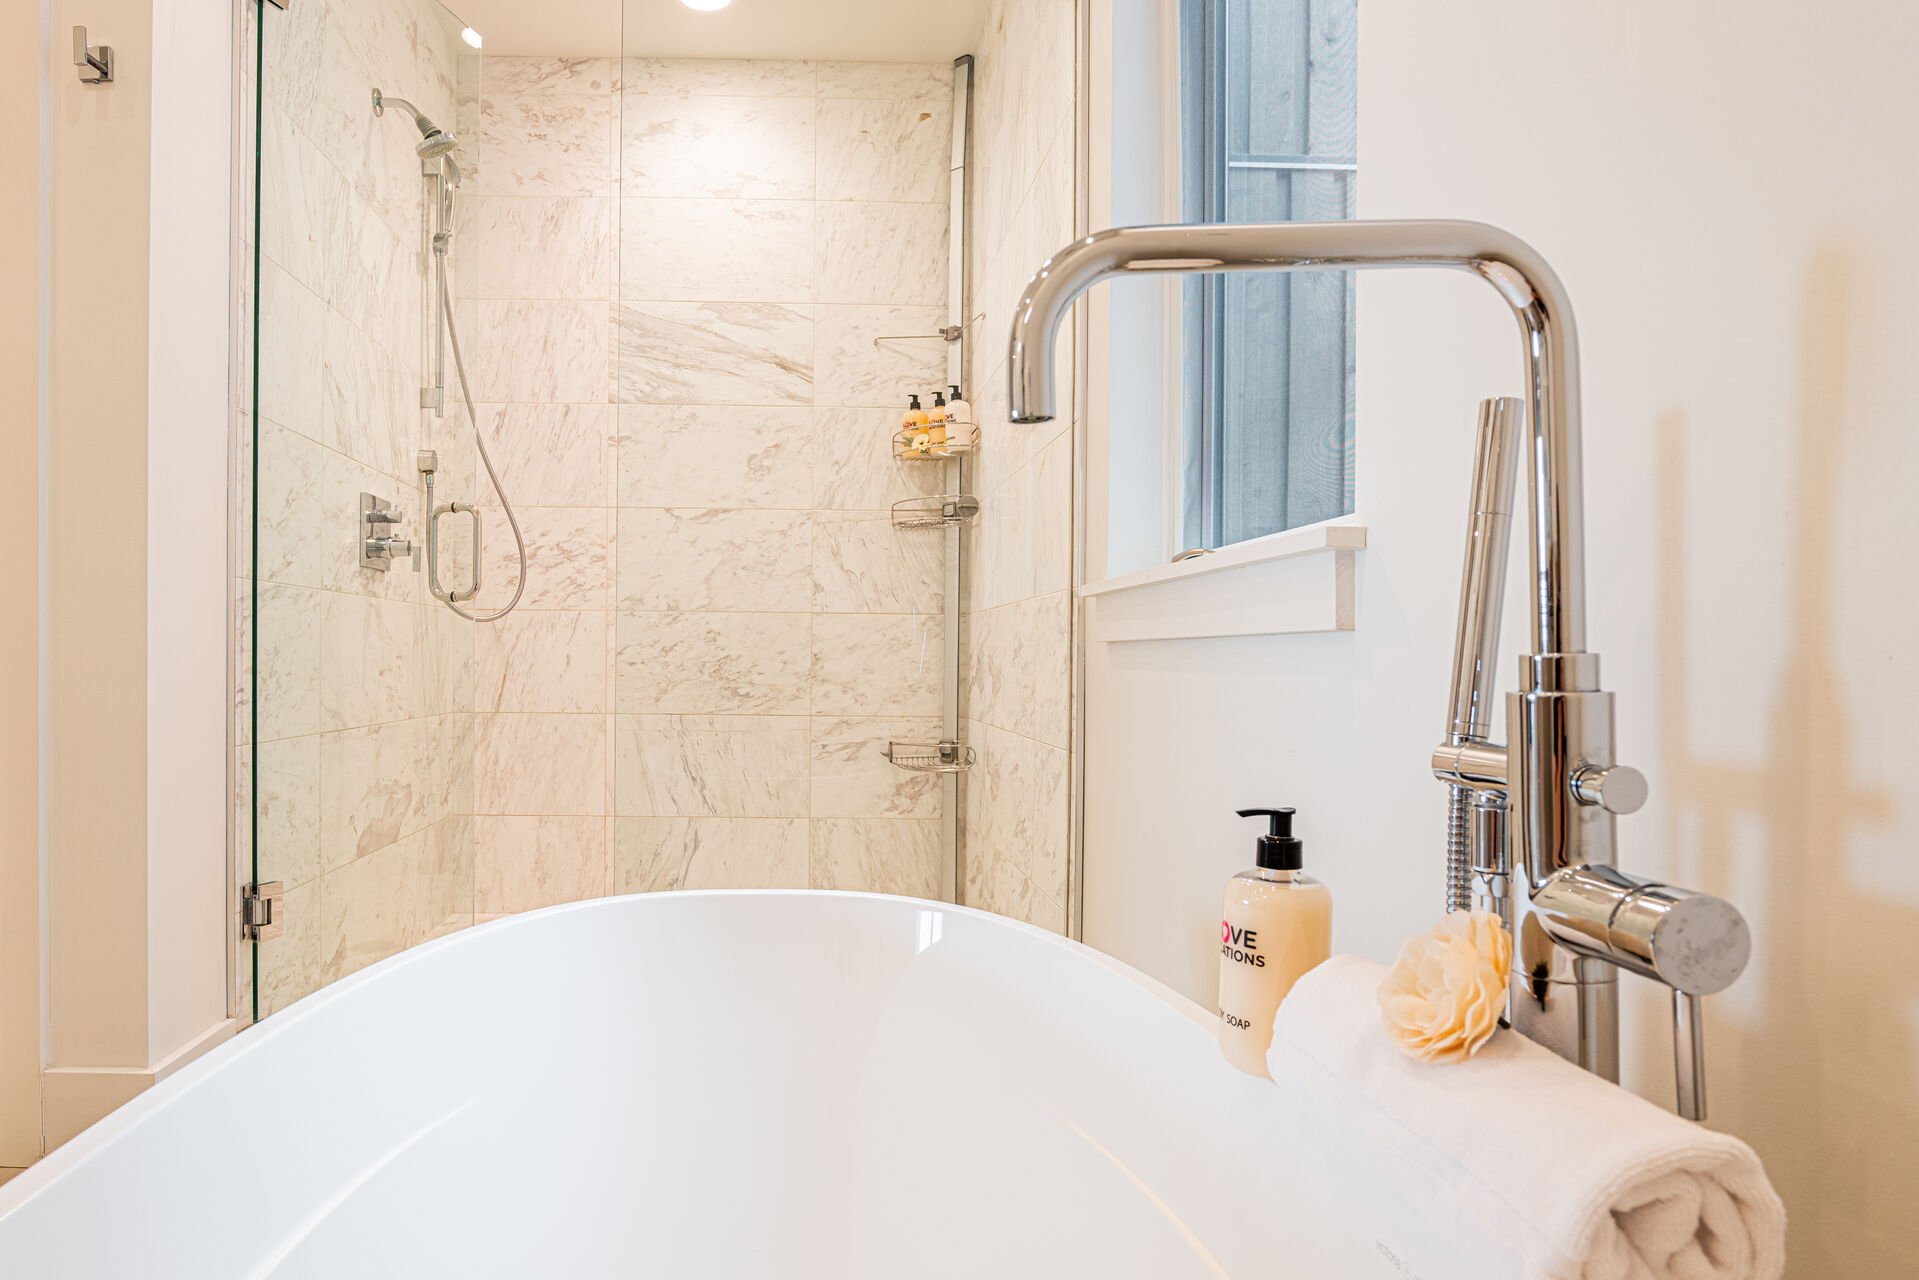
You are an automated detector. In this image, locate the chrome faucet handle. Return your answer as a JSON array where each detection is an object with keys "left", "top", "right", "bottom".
[
  {"left": 1572, "top": 764, "right": 1648, "bottom": 815},
  {"left": 365, "top": 506, "right": 406, "bottom": 525},
  {"left": 1529, "top": 865, "right": 1748, "bottom": 1119}
]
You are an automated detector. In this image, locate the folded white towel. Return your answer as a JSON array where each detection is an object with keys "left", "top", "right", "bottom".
[{"left": 1267, "top": 955, "right": 1786, "bottom": 1280}]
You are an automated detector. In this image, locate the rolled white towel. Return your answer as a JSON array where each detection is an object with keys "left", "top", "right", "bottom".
[{"left": 1266, "top": 955, "right": 1786, "bottom": 1280}]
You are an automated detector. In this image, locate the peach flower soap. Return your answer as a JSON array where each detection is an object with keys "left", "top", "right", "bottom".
[{"left": 1377, "top": 910, "right": 1512, "bottom": 1064}]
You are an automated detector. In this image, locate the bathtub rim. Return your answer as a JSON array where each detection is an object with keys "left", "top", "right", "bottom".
[{"left": 0, "top": 889, "right": 1215, "bottom": 1218}]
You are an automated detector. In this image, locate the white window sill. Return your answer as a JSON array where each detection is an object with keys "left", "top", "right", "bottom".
[{"left": 1079, "top": 521, "right": 1366, "bottom": 642}]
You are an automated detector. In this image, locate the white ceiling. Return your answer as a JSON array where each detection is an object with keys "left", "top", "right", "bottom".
[{"left": 448, "top": 0, "right": 989, "bottom": 62}]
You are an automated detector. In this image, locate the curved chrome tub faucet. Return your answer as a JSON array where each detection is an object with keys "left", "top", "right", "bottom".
[{"left": 1005, "top": 220, "right": 1750, "bottom": 1119}]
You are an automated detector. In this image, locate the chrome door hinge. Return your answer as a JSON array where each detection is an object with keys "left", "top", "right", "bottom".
[{"left": 242, "top": 881, "right": 285, "bottom": 942}]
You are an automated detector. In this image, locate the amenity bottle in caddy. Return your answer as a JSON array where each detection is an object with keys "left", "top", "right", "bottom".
[{"left": 1218, "top": 807, "right": 1332, "bottom": 1077}]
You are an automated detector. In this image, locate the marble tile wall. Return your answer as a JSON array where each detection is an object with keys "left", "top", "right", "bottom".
[
  {"left": 459, "top": 54, "right": 961, "bottom": 917},
  {"left": 246, "top": 0, "right": 477, "bottom": 1015},
  {"left": 959, "top": 0, "right": 1079, "bottom": 933}
]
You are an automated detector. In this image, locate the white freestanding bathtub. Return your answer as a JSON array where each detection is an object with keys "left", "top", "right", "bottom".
[{"left": 0, "top": 891, "right": 1468, "bottom": 1278}]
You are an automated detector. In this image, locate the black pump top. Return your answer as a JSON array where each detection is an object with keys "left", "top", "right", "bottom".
[
  {"left": 1237, "top": 807, "right": 1303, "bottom": 870},
  {"left": 907, "top": 394, "right": 923, "bottom": 409}
]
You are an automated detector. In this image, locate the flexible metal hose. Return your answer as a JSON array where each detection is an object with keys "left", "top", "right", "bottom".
[
  {"left": 435, "top": 262, "right": 526, "bottom": 622},
  {"left": 1445, "top": 783, "right": 1473, "bottom": 912}
]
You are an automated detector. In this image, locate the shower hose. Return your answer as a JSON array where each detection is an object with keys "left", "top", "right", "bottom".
[{"left": 434, "top": 262, "right": 527, "bottom": 622}]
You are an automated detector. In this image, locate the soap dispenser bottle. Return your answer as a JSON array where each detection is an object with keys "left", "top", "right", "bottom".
[{"left": 1218, "top": 807, "right": 1332, "bottom": 1078}]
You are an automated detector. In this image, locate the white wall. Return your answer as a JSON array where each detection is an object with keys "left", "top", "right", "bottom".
[
  {"left": 0, "top": 0, "right": 46, "bottom": 1181},
  {"left": 25, "top": 0, "right": 237, "bottom": 1157},
  {"left": 148, "top": 0, "right": 236, "bottom": 1080},
  {"left": 1082, "top": 3, "right": 1919, "bottom": 1273}
]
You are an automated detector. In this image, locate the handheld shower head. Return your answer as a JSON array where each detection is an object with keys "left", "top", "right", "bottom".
[
  {"left": 371, "top": 88, "right": 459, "bottom": 159},
  {"left": 415, "top": 128, "right": 459, "bottom": 159}
]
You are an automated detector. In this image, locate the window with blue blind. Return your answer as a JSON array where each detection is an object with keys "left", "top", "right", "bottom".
[{"left": 1180, "top": 0, "right": 1357, "bottom": 550}]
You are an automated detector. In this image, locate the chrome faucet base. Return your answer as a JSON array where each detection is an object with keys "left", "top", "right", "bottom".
[{"left": 1511, "top": 954, "right": 1620, "bottom": 1082}]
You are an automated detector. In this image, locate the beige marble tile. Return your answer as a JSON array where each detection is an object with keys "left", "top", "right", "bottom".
[
  {"left": 809, "top": 817, "right": 942, "bottom": 898},
  {"left": 327, "top": 195, "right": 417, "bottom": 357},
  {"left": 814, "top": 305, "right": 949, "bottom": 408},
  {"left": 622, "top": 59, "right": 813, "bottom": 98},
  {"left": 979, "top": 451, "right": 1036, "bottom": 609},
  {"left": 614, "top": 715, "right": 809, "bottom": 817},
  {"left": 484, "top": 57, "right": 618, "bottom": 98},
  {"left": 816, "top": 99, "right": 951, "bottom": 203},
  {"left": 258, "top": 262, "right": 325, "bottom": 439},
  {"left": 613, "top": 611, "right": 810, "bottom": 715},
  {"left": 617, "top": 405, "right": 813, "bottom": 509},
  {"left": 1030, "top": 427, "right": 1075, "bottom": 595},
  {"left": 259, "top": 99, "right": 347, "bottom": 297},
  {"left": 814, "top": 202, "right": 948, "bottom": 305},
  {"left": 811, "top": 613, "right": 943, "bottom": 716},
  {"left": 318, "top": 717, "right": 432, "bottom": 872},
  {"left": 615, "top": 508, "right": 812, "bottom": 612},
  {"left": 468, "top": 299, "right": 612, "bottom": 404},
  {"left": 621, "top": 94, "right": 816, "bottom": 199},
  {"left": 608, "top": 817, "right": 809, "bottom": 893},
  {"left": 969, "top": 722, "right": 1070, "bottom": 903},
  {"left": 1023, "top": 890, "right": 1069, "bottom": 934},
  {"left": 457, "top": 197, "right": 616, "bottom": 300},
  {"left": 812, "top": 513, "right": 944, "bottom": 614},
  {"left": 814, "top": 62, "right": 954, "bottom": 102},
  {"left": 474, "top": 814, "right": 607, "bottom": 914},
  {"left": 257, "top": 734, "right": 322, "bottom": 889},
  {"left": 257, "top": 877, "right": 324, "bottom": 1015},
  {"left": 320, "top": 304, "right": 414, "bottom": 480},
  {"left": 255, "top": 419, "right": 331, "bottom": 590},
  {"left": 615, "top": 301, "right": 813, "bottom": 406},
  {"left": 964, "top": 591, "right": 1070, "bottom": 746},
  {"left": 319, "top": 817, "right": 475, "bottom": 983},
  {"left": 418, "top": 602, "right": 476, "bottom": 717},
  {"left": 963, "top": 839, "right": 1033, "bottom": 921},
  {"left": 618, "top": 198, "right": 813, "bottom": 303},
  {"left": 475, "top": 609, "right": 607, "bottom": 713},
  {"left": 474, "top": 712, "right": 608, "bottom": 816},
  {"left": 474, "top": 506, "right": 610, "bottom": 611},
  {"left": 809, "top": 717, "right": 942, "bottom": 819},
  {"left": 256, "top": 583, "right": 324, "bottom": 740},
  {"left": 474, "top": 403, "right": 614, "bottom": 507},
  {"left": 429, "top": 712, "right": 477, "bottom": 821},
  {"left": 319, "top": 592, "right": 421, "bottom": 730},
  {"left": 810, "top": 407, "right": 947, "bottom": 510},
  {"left": 477, "top": 85, "right": 616, "bottom": 198},
  {"left": 259, "top": 0, "right": 327, "bottom": 130}
]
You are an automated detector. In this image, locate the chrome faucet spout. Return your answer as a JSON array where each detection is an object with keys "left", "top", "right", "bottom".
[{"left": 1006, "top": 219, "right": 1585, "bottom": 657}]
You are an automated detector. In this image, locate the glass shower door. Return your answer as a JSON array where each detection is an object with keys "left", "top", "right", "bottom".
[{"left": 244, "top": 0, "right": 484, "bottom": 1020}]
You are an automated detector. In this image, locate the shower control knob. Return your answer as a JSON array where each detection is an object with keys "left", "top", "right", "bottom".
[
  {"left": 1571, "top": 764, "right": 1648, "bottom": 815},
  {"left": 367, "top": 507, "right": 405, "bottom": 524}
]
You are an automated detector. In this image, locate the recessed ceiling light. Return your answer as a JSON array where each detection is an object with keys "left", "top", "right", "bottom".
[
  {"left": 461, "top": 26, "right": 483, "bottom": 48},
  {"left": 681, "top": 0, "right": 732, "bottom": 10}
]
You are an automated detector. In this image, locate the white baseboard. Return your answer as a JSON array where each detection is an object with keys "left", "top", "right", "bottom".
[{"left": 42, "top": 1017, "right": 239, "bottom": 1150}]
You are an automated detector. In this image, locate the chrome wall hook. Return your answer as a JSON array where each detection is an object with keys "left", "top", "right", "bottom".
[{"left": 72, "top": 27, "right": 113, "bottom": 85}]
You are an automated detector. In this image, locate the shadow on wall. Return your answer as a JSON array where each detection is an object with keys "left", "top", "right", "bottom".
[{"left": 1638, "top": 244, "right": 1913, "bottom": 1275}]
